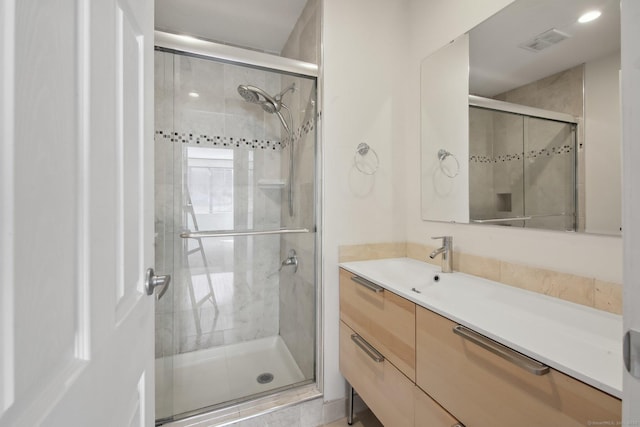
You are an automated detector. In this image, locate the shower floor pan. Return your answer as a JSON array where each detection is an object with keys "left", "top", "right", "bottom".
[{"left": 156, "top": 336, "right": 305, "bottom": 420}]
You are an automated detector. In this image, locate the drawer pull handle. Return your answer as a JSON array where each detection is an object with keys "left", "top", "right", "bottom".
[
  {"left": 453, "top": 325, "right": 550, "bottom": 376},
  {"left": 351, "top": 334, "right": 385, "bottom": 363},
  {"left": 351, "top": 275, "right": 384, "bottom": 293}
]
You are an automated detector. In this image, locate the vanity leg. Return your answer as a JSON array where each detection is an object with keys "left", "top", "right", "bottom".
[{"left": 347, "top": 384, "right": 354, "bottom": 425}]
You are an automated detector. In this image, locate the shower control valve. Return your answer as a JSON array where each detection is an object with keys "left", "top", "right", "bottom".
[{"left": 278, "top": 249, "right": 298, "bottom": 274}]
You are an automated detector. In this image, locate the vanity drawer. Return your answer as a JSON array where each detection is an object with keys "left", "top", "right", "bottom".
[
  {"left": 414, "top": 386, "right": 462, "bottom": 427},
  {"left": 339, "top": 321, "right": 414, "bottom": 427},
  {"left": 339, "top": 267, "right": 416, "bottom": 380},
  {"left": 416, "top": 307, "right": 621, "bottom": 427}
]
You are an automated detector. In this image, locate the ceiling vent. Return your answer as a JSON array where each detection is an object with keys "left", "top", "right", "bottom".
[{"left": 518, "top": 28, "right": 571, "bottom": 52}]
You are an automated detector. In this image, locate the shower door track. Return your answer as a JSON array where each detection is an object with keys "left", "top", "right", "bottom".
[
  {"left": 471, "top": 213, "right": 572, "bottom": 223},
  {"left": 180, "top": 227, "right": 311, "bottom": 239},
  {"left": 155, "top": 31, "right": 318, "bottom": 78},
  {"left": 469, "top": 95, "right": 578, "bottom": 124}
]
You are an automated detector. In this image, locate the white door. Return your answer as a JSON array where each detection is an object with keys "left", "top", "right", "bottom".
[
  {"left": 0, "top": 0, "right": 157, "bottom": 426},
  {"left": 622, "top": 0, "right": 640, "bottom": 423}
]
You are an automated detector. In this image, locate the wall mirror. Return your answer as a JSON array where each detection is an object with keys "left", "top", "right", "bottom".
[{"left": 420, "top": 0, "right": 621, "bottom": 235}]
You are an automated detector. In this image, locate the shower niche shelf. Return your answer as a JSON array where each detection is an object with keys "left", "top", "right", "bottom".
[{"left": 258, "top": 178, "right": 286, "bottom": 189}]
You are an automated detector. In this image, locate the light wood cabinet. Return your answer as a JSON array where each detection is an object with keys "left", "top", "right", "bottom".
[
  {"left": 339, "top": 267, "right": 621, "bottom": 427},
  {"left": 339, "top": 321, "right": 414, "bottom": 427},
  {"left": 339, "top": 268, "right": 416, "bottom": 380},
  {"left": 414, "top": 386, "right": 461, "bottom": 427},
  {"left": 416, "top": 306, "right": 621, "bottom": 427}
]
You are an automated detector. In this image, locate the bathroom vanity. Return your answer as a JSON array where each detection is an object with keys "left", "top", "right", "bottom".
[{"left": 338, "top": 258, "right": 622, "bottom": 427}]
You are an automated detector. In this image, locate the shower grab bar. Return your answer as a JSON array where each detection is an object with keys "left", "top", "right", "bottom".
[
  {"left": 472, "top": 213, "right": 571, "bottom": 223},
  {"left": 471, "top": 217, "right": 532, "bottom": 223},
  {"left": 180, "top": 227, "right": 310, "bottom": 239}
]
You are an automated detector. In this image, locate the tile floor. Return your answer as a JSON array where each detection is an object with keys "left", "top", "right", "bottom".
[{"left": 324, "top": 410, "right": 383, "bottom": 427}]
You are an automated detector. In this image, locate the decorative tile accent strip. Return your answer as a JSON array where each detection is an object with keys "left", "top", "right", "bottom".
[
  {"left": 470, "top": 144, "right": 574, "bottom": 163},
  {"left": 154, "top": 116, "right": 317, "bottom": 151},
  {"left": 470, "top": 153, "right": 523, "bottom": 163},
  {"left": 526, "top": 144, "right": 574, "bottom": 159},
  {"left": 282, "top": 116, "right": 316, "bottom": 149}
]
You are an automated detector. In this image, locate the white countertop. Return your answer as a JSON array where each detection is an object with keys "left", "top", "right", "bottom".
[{"left": 339, "top": 257, "right": 623, "bottom": 398}]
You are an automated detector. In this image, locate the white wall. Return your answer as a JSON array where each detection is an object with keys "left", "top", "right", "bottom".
[
  {"left": 585, "top": 51, "right": 622, "bottom": 235},
  {"left": 321, "top": 0, "right": 409, "bottom": 401},
  {"left": 405, "top": 0, "right": 623, "bottom": 284}
]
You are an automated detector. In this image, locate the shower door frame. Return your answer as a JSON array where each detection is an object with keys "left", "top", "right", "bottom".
[
  {"left": 153, "top": 31, "right": 324, "bottom": 424},
  {"left": 469, "top": 95, "right": 579, "bottom": 124}
]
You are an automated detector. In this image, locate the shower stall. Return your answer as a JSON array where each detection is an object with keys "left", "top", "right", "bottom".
[
  {"left": 153, "top": 34, "right": 319, "bottom": 424},
  {"left": 469, "top": 97, "right": 577, "bottom": 231}
]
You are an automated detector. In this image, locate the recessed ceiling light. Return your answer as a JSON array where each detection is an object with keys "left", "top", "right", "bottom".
[
  {"left": 188, "top": 92, "right": 199, "bottom": 98},
  {"left": 578, "top": 10, "right": 602, "bottom": 23}
]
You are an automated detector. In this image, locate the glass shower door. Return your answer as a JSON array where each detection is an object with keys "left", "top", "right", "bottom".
[
  {"left": 469, "top": 107, "right": 526, "bottom": 225},
  {"left": 523, "top": 117, "right": 576, "bottom": 231},
  {"left": 154, "top": 49, "right": 176, "bottom": 422},
  {"left": 154, "top": 49, "right": 318, "bottom": 423}
]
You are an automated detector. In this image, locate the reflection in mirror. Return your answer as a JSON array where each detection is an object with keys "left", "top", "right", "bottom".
[
  {"left": 469, "top": 99, "right": 577, "bottom": 231},
  {"left": 420, "top": 0, "right": 621, "bottom": 235}
]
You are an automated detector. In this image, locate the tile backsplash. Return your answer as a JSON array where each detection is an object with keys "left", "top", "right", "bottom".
[{"left": 339, "top": 241, "right": 622, "bottom": 315}]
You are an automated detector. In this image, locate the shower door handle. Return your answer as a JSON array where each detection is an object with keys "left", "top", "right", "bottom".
[{"left": 145, "top": 268, "right": 171, "bottom": 300}]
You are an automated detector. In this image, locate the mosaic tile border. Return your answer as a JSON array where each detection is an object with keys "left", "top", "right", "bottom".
[
  {"left": 154, "top": 116, "right": 317, "bottom": 151},
  {"left": 471, "top": 153, "right": 523, "bottom": 163},
  {"left": 470, "top": 144, "right": 574, "bottom": 163},
  {"left": 155, "top": 130, "right": 284, "bottom": 150}
]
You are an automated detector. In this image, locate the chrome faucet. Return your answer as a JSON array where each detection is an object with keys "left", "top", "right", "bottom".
[{"left": 429, "top": 236, "right": 453, "bottom": 273}]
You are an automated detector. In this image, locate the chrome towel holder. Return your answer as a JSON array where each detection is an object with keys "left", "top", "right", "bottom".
[
  {"left": 354, "top": 142, "right": 379, "bottom": 175},
  {"left": 437, "top": 148, "right": 459, "bottom": 178}
]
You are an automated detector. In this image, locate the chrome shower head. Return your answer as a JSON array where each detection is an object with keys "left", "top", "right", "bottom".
[
  {"left": 237, "top": 84, "right": 277, "bottom": 106},
  {"left": 237, "top": 84, "right": 259, "bottom": 103},
  {"left": 237, "top": 83, "right": 294, "bottom": 138},
  {"left": 260, "top": 100, "right": 277, "bottom": 114}
]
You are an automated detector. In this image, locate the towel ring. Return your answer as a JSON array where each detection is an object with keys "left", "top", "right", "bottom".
[
  {"left": 437, "top": 149, "right": 459, "bottom": 178},
  {"left": 354, "top": 143, "right": 379, "bottom": 175}
]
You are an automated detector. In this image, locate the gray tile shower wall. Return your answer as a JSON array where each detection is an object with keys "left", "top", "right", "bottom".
[{"left": 277, "top": 85, "right": 317, "bottom": 379}]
